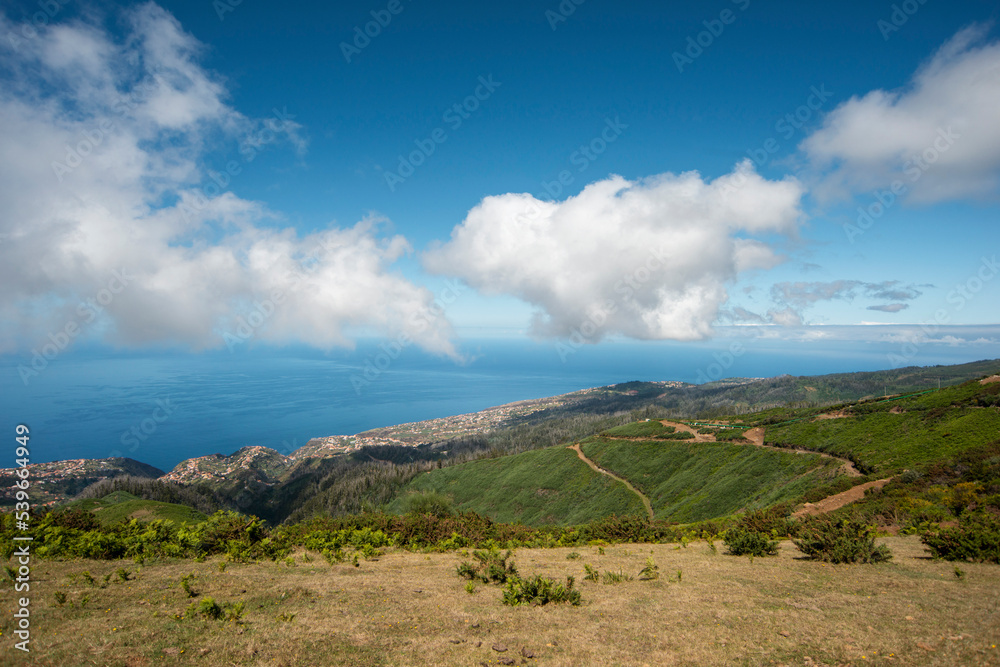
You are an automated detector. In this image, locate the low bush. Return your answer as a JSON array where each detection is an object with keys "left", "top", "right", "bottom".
[
  {"left": 401, "top": 491, "right": 455, "bottom": 518},
  {"left": 793, "top": 519, "right": 892, "bottom": 564},
  {"left": 600, "top": 569, "right": 633, "bottom": 584},
  {"left": 502, "top": 575, "right": 581, "bottom": 606},
  {"left": 734, "top": 506, "right": 795, "bottom": 537},
  {"left": 638, "top": 557, "right": 659, "bottom": 580},
  {"left": 921, "top": 512, "right": 1000, "bottom": 563},
  {"left": 456, "top": 547, "right": 518, "bottom": 584},
  {"left": 186, "top": 597, "right": 245, "bottom": 622},
  {"left": 723, "top": 527, "right": 778, "bottom": 557}
]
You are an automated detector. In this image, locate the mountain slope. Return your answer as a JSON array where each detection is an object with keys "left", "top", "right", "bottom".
[
  {"left": 386, "top": 445, "right": 647, "bottom": 525},
  {"left": 386, "top": 375, "right": 1000, "bottom": 527},
  {"left": 579, "top": 437, "right": 843, "bottom": 522}
]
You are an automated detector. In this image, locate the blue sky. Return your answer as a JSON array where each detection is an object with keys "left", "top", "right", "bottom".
[{"left": 1, "top": 0, "right": 999, "bottom": 364}]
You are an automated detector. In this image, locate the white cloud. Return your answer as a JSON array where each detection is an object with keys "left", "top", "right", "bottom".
[
  {"left": 868, "top": 303, "right": 909, "bottom": 313},
  {"left": 424, "top": 162, "right": 804, "bottom": 341},
  {"left": 728, "top": 280, "right": 924, "bottom": 326},
  {"left": 0, "top": 4, "right": 457, "bottom": 357},
  {"left": 802, "top": 24, "right": 1000, "bottom": 203}
]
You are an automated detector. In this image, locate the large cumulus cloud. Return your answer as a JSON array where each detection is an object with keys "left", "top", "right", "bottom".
[
  {"left": 802, "top": 24, "right": 1000, "bottom": 203},
  {"left": 0, "top": 3, "right": 458, "bottom": 358},
  {"left": 423, "top": 162, "right": 804, "bottom": 342}
]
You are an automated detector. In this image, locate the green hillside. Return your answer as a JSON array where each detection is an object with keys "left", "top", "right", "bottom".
[
  {"left": 65, "top": 491, "right": 208, "bottom": 526},
  {"left": 387, "top": 445, "right": 646, "bottom": 525},
  {"left": 579, "top": 437, "right": 843, "bottom": 522},
  {"left": 386, "top": 377, "right": 1000, "bottom": 528},
  {"left": 388, "top": 434, "right": 844, "bottom": 527},
  {"left": 763, "top": 380, "right": 1000, "bottom": 474}
]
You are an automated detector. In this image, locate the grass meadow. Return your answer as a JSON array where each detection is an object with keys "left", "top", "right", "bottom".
[{"left": 7, "top": 536, "right": 999, "bottom": 666}]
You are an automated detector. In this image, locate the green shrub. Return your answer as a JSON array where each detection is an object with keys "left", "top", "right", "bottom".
[
  {"left": 921, "top": 512, "right": 1000, "bottom": 563},
  {"left": 188, "top": 597, "right": 222, "bottom": 620},
  {"left": 583, "top": 564, "right": 598, "bottom": 582},
  {"left": 601, "top": 569, "right": 633, "bottom": 584},
  {"left": 185, "top": 597, "right": 244, "bottom": 622},
  {"left": 48, "top": 508, "right": 101, "bottom": 531},
  {"left": 224, "top": 600, "right": 246, "bottom": 622},
  {"left": 502, "top": 575, "right": 581, "bottom": 606},
  {"left": 456, "top": 547, "right": 518, "bottom": 584},
  {"left": 180, "top": 574, "right": 198, "bottom": 598},
  {"left": 723, "top": 527, "right": 778, "bottom": 557},
  {"left": 656, "top": 431, "right": 695, "bottom": 440},
  {"left": 638, "top": 557, "right": 659, "bottom": 580},
  {"left": 735, "top": 506, "right": 795, "bottom": 537},
  {"left": 402, "top": 491, "right": 455, "bottom": 518},
  {"left": 793, "top": 519, "right": 892, "bottom": 564}
]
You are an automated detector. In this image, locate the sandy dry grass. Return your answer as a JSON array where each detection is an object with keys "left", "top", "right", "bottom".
[{"left": 5, "top": 536, "right": 1000, "bottom": 666}]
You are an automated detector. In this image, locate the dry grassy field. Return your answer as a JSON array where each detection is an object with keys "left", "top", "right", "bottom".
[{"left": 8, "top": 536, "right": 1000, "bottom": 666}]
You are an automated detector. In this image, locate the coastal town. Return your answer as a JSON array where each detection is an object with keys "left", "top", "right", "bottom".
[{"left": 0, "top": 382, "right": 689, "bottom": 497}]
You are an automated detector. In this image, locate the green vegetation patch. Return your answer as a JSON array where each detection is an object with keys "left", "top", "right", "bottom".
[
  {"left": 602, "top": 421, "right": 696, "bottom": 440},
  {"left": 602, "top": 421, "right": 674, "bottom": 438},
  {"left": 388, "top": 446, "right": 647, "bottom": 525},
  {"left": 64, "top": 491, "right": 208, "bottom": 526},
  {"left": 764, "top": 401, "right": 1000, "bottom": 474},
  {"left": 580, "top": 437, "right": 842, "bottom": 523}
]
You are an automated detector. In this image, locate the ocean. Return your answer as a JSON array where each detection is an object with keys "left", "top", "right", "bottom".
[{"left": 2, "top": 333, "right": 998, "bottom": 472}]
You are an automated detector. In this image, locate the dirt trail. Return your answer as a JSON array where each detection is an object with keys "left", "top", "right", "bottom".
[
  {"left": 671, "top": 420, "right": 876, "bottom": 514},
  {"left": 568, "top": 443, "right": 654, "bottom": 520},
  {"left": 792, "top": 478, "right": 893, "bottom": 518},
  {"left": 658, "top": 420, "right": 716, "bottom": 442},
  {"left": 654, "top": 422, "right": 863, "bottom": 478},
  {"left": 594, "top": 421, "right": 871, "bottom": 518}
]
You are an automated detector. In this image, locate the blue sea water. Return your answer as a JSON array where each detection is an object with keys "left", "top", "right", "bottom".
[{"left": 2, "top": 335, "right": 998, "bottom": 472}]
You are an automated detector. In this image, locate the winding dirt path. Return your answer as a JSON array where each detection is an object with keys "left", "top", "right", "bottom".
[
  {"left": 657, "top": 421, "right": 862, "bottom": 478},
  {"left": 568, "top": 443, "right": 654, "bottom": 521},
  {"left": 665, "top": 420, "right": 882, "bottom": 515},
  {"left": 791, "top": 478, "right": 893, "bottom": 518},
  {"left": 589, "top": 420, "right": 874, "bottom": 519}
]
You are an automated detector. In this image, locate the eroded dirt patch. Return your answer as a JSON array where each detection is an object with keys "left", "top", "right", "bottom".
[{"left": 792, "top": 478, "right": 893, "bottom": 518}]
